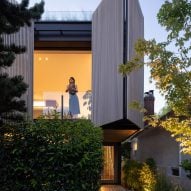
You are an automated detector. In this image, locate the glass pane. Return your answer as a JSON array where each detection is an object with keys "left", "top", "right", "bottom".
[
  {"left": 33, "top": 91, "right": 92, "bottom": 119},
  {"left": 33, "top": 51, "right": 92, "bottom": 119},
  {"left": 102, "top": 146, "right": 115, "bottom": 181}
]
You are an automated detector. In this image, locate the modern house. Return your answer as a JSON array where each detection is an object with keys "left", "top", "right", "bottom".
[
  {"left": 130, "top": 91, "right": 191, "bottom": 190},
  {"left": 5, "top": 0, "right": 144, "bottom": 185}
]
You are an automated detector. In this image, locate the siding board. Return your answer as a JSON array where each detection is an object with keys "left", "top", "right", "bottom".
[
  {"left": 127, "top": 0, "right": 144, "bottom": 128},
  {"left": 92, "top": 0, "right": 124, "bottom": 126},
  {"left": 92, "top": 0, "right": 144, "bottom": 128},
  {"left": 1, "top": 23, "right": 34, "bottom": 118}
]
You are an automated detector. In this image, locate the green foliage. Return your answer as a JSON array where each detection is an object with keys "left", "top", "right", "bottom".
[
  {"left": 123, "top": 159, "right": 184, "bottom": 191},
  {"left": 119, "top": 0, "right": 191, "bottom": 154},
  {"left": 146, "top": 158, "right": 157, "bottom": 173},
  {"left": 0, "top": 0, "right": 44, "bottom": 125},
  {"left": 123, "top": 160, "right": 156, "bottom": 191},
  {"left": 0, "top": 119, "right": 103, "bottom": 191},
  {"left": 154, "top": 173, "right": 184, "bottom": 191},
  {"left": 181, "top": 159, "right": 191, "bottom": 179},
  {"left": 154, "top": 173, "right": 174, "bottom": 191},
  {"left": 139, "top": 163, "right": 156, "bottom": 191},
  {"left": 121, "top": 141, "right": 131, "bottom": 159},
  {"left": 158, "top": 105, "right": 171, "bottom": 117},
  {"left": 123, "top": 160, "right": 143, "bottom": 190},
  {"left": 158, "top": 0, "right": 191, "bottom": 46}
]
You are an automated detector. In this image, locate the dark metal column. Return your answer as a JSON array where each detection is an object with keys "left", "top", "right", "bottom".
[
  {"left": 123, "top": 0, "right": 128, "bottom": 119},
  {"left": 61, "top": 95, "right": 64, "bottom": 120}
]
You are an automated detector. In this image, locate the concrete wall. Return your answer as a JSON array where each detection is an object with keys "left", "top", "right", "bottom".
[
  {"left": 2, "top": 23, "right": 34, "bottom": 118},
  {"left": 92, "top": 0, "right": 144, "bottom": 127}
]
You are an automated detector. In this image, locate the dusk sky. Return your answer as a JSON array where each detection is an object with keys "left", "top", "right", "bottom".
[{"left": 24, "top": 0, "right": 168, "bottom": 113}]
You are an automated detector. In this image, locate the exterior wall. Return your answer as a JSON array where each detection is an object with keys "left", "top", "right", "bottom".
[
  {"left": 92, "top": 0, "right": 124, "bottom": 126},
  {"left": 92, "top": 0, "right": 144, "bottom": 127},
  {"left": 2, "top": 23, "right": 34, "bottom": 118},
  {"left": 132, "top": 127, "right": 191, "bottom": 190},
  {"left": 127, "top": 0, "right": 144, "bottom": 128},
  {"left": 132, "top": 127, "right": 179, "bottom": 168}
]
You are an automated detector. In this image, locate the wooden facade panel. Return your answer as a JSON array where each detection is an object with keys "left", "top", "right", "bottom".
[
  {"left": 92, "top": 0, "right": 124, "bottom": 126},
  {"left": 127, "top": 0, "right": 144, "bottom": 128},
  {"left": 2, "top": 23, "right": 34, "bottom": 118},
  {"left": 92, "top": 0, "right": 144, "bottom": 128}
]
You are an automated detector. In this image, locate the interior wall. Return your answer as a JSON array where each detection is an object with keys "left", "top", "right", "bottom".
[{"left": 34, "top": 51, "right": 92, "bottom": 100}]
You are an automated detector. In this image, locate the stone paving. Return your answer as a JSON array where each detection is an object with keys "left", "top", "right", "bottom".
[{"left": 100, "top": 185, "right": 128, "bottom": 191}]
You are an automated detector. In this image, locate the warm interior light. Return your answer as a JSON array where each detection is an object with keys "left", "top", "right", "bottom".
[{"left": 33, "top": 100, "right": 45, "bottom": 107}]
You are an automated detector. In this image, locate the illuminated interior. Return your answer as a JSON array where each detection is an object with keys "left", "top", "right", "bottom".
[
  {"left": 101, "top": 146, "right": 115, "bottom": 181},
  {"left": 33, "top": 51, "right": 92, "bottom": 119}
]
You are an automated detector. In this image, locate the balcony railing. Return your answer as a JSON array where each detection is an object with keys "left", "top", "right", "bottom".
[
  {"left": 33, "top": 91, "right": 92, "bottom": 119},
  {"left": 40, "top": 11, "right": 93, "bottom": 21}
]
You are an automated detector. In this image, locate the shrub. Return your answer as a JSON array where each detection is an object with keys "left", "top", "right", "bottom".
[
  {"left": 146, "top": 158, "right": 157, "bottom": 173},
  {"left": 123, "top": 159, "right": 185, "bottom": 191},
  {"left": 123, "top": 160, "right": 156, "bottom": 191},
  {"left": 154, "top": 174, "right": 172, "bottom": 191},
  {"left": 121, "top": 141, "right": 131, "bottom": 159},
  {"left": 139, "top": 163, "right": 156, "bottom": 191},
  {"left": 123, "top": 160, "right": 143, "bottom": 190},
  {"left": 0, "top": 119, "right": 103, "bottom": 191},
  {"left": 181, "top": 159, "right": 191, "bottom": 179}
]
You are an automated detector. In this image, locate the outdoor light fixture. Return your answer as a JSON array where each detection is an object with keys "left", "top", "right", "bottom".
[{"left": 133, "top": 138, "right": 138, "bottom": 151}]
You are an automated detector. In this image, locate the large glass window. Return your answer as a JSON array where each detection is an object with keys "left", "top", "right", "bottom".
[{"left": 33, "top": 51, "right": 92, "bottom": 119}]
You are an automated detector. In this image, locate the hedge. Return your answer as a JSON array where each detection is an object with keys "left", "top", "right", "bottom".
[
  {"left": 0, "top": 119, "right": 103, "bottom": 191},
  {"left": 123, "top": 159, "right": 156, "bottom": 191}
]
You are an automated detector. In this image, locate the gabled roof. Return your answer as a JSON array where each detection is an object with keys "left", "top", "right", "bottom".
[{"left": 101, "top": 119, "right": 140, "bottom": 143}]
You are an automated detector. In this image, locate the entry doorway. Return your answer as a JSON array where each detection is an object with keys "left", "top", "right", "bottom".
[
  {"left": 101, "top": 144, "right": 121, "bottom": 184},
  {"left": 102, "top": 146, "right": 115, "bottom": 181}
]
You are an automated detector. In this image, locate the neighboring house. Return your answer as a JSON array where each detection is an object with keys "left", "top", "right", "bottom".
[
  {"left": 131, "top": 91, "right": 191, "bottom": 189},
  {"left": 5, "top": 0, "right": 144, "bottom": 185}
]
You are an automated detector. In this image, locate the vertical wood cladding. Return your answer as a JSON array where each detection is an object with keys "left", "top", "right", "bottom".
[
  {"left": 92, "top": 0, "right": 124, "bottom": 126},
  {"left": 2, "top": 23, "right": 34, "bottom": 118},
  {"left": 92, "top": 0, "right": 144, "bottom": 128},
  {"left": 127, "top": 0, "right": 144, "bottom": 128}
]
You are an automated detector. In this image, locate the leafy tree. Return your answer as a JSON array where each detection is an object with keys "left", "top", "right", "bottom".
[
  {"left": 0, "top": 0, "right": 44, "bottom": 125},
  {"left": 158, "top": 105, "right": 171, "bottom": 117},
  {"left": 119, "top": 0, "right": 191, "bottom": 154}
]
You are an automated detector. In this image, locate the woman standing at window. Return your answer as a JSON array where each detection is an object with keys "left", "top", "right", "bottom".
[{"left": 66, "top": 77, "right": 80, "bottom": 118}]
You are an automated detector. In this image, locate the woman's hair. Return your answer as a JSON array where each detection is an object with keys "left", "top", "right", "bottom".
[{"left": 69, "top": 77, "right": 75, "bottom": 83}]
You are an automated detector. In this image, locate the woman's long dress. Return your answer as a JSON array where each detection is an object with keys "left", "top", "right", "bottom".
[{"left": 69, "top": 93, "right": 80, "bottom": 115}]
